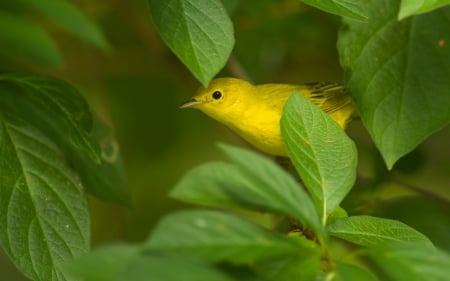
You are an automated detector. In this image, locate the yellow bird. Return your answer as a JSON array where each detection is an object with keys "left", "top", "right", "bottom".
[{"left": 180, "top": 77, "right": 354, "bottom": 157}]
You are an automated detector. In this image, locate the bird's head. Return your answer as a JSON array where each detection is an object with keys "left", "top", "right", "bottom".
[{"left": 180, "top": 77, "right": 254, "bottom": 122}]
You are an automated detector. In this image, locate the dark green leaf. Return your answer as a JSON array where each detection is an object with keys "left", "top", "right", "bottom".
[
  {"left": 327, "top": 215, "right": 433, "bottom": 246},
  {"left": 172, "top": 145, "right": 323, "bottom": 235},
  {"left": 302, "top": 0, "right": 368, "bottom": 20},
  {"left": 0, "top": 74, "right": 129, "bottom": 204},
  {"left": 0, "top": 11, "right": 62, "bottom": 66},
  {"left": 69, "top": 115, "right": 129, "bottom": 205},
  {"left": 281, "top": 93, "right": 357, "bottom": 224},
  {"left": 146, "top": 210, "right": 318, "bottom": 264},
  {"left": 148, "top": 0, "right": 234, "bottom": 85},
  {"left": 338, "top": 1, "right": 450, "bottom": 168},
  {"left": 368, "top": 242, "right": 450, "bottom": 281},
  {"left": 0, "top": 73, "right": 100, "bottom": 162},
  {"left": 21, "top": 0, "right": 109, "bottom": 50},
  {"left": 0, "top": 114, "right": 90, "bottom": 281},
  {"left": 399, "top": 0, "right": 450, "bottom": 19}
]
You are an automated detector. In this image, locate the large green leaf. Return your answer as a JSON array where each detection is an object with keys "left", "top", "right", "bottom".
[
  {"left": 338, "top": 1, "right": 450, "bottom": 168},
  {"left": 21, "top": 0, "right": 109, "bottom": 50},
  {"left": 66, "top": 244, "right": 141, "bottom": 281},
  {"left": 148, "top": 0, "right": 234, "bottom": 85},
  {"left": 301, "top": 0, "right": 368, "bottom": 20},
  {"left": 116, "top": 255, "right": 236, "bottom": 281},
  {"left": 399, "top": 0, "right": 450, "bottom": 19},
  {"left": 67, "top": 245, "right": 235, "bottom": 281},
  {"left": 335, "top": 263, "right": 378, "bottom": 281},
  {"left": 367, "top": 242, "right": 450, "bottom": 281},
  {"left": 69, "top": 115, "right": 129, "bottom": 205},
  {"left": 327, "top": 215, "right": 433, "bottom": 247},
  {"left": 0, "top": 73, "right": 100, "bottom": 162},
  {"left": 171, "top": 161, "right": 248, "bottom": 208},
  {"left": 145, "top": 210, "right": 319, "bottom": 264},
  {"left": 0, "top": 114, "right": 90, "bottom": 281},
  {"left": 0, "top": 11, "right": 62, "bottom": 66},
  {"left": 280, "top": 93, "right": 357, "bottom": 224},
  {"left": 172, "top": 144, "right": 323, "bottom": 235},
  {"left": 254, "top": 256, "right": 321, "bottom": 281},
  {"left": 0, "top": 74, "right": 129, "bottom": 205}
]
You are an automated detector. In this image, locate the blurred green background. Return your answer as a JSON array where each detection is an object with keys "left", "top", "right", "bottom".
[{"left": 1, "top": 0, "right": 449, "bottom": 280}]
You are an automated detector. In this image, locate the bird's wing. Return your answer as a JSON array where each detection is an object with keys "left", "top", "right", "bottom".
[{"left": 299, "top": 82, "right": 353, "bottom": 115}]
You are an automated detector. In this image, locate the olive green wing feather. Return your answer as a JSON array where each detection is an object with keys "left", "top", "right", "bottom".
[{"left": 301, "top": 82, "right": 353, "bottom": 115}]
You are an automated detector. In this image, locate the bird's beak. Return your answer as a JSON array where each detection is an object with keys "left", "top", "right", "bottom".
[{"left": 180, "top": 98, "right": 202, "bottom": 109}]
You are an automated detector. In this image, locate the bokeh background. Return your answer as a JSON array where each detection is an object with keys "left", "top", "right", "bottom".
[{"left": 1, "top": 0, "right": 449, "bottom": 280}]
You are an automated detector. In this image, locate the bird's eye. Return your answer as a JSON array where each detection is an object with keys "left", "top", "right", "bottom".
[{"left": 212, "top": 91, "right": 222, "bottom": 100}]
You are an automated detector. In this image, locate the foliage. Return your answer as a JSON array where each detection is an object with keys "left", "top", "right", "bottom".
[{"left": 0, "top": 0, "right": 449, "bottom": 281}]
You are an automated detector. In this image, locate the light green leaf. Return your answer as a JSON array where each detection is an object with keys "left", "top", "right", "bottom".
[
  {"left": 146, "top": 210, "right": 318, "bottom": 264},
  {"left": 66, "top": 244, "right": 141, "bottom": 281},
  {"left": 399, "top": 0, "right": 450, "bottom": 19},
  {"left": 301, "top": 0, "right": 368, "bottom": 20},
  {"left": 0, "top": 11, "right": 62, "bottom": 66},
  {"left": 338, "top": 1, "right": 450, "bottom": 168},
  {"left": 148, "top": 0, "right": 234, "bottom": 85},
  {"left": 0, "top": 114, "right": 90, "bottom": 281},
  {"left": 327, "top": 216, "right": 433, "bottom": 247},
  {"left": 255, "top": 256, "right": 322, "bottom": 281},
  {"left": 117, "top": 255, "right": 236, "bottom": 281},
  {"left": 219, "top": 144, "right": 323, "bottom": 234},
  {"left": 22, "top": 0, "right": 109, "bottom": 50},
  {"left": 68, "top": 245, "right": 235, "bottom": 281},
  {"left": 172, "top": 145, "right": 323, "bottom": 235},
  {"left": 170, "top": 161, "right": 246, "bottom": 208},
  {"left": 368, "top": 242, "right": 450, "bottom": 281},
  {"left": 335, "top": 263, "right": 378, "bottom": 281},
  {"left": 280, "top": 93, "right": 357, "bottom": 224}
]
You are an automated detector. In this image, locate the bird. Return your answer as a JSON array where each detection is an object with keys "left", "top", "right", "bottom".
[{"left": 180, "top": 77, "right": 354, "bottom": 157}]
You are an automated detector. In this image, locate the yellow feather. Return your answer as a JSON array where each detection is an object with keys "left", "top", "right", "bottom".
[{"left": 181, "top": 77, "right": 354, "bottom": 157}]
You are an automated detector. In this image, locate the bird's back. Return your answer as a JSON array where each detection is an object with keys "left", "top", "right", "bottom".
[{"left": 256, "top": 82, "right": 354, "bottom": 128}]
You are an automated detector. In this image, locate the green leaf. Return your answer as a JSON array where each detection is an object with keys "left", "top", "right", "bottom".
[
  {"left": 69, "top": 245, "right": 236, "bottom": 281},
  {"left": 399, "top": 0, "right": 450, "bottom": 19},
  {"left": 221, "top": 144, "right": 323, "bottom": 234},
  {"left": 0, "top": 114, "right": 90, "bottom": 281},
  {"left": 172, "top": 145, "right": 323, "bottom": 235},
  {"left": 116, "top": 255, "right": 236, "bottom": 281},
  {"left": 335, "top": 263, "right": 378, "bottom": 281},
  {"left": 375, "top": 196, "right": 450, "bottom": 252},
  {"left": 254, "top": 256, "right": 322, "bottom": 281},
  {"left": 148, "top": 0, "right": 234, "bottom": 85},
  {"left": 301, "top": 0, "right": 368, "bottom": 21},
  {"left": 171, "top": 161, "right": 252, "bottom": 208},
  {"left": 0, "top": 74, "right": 129, "bottom": 205},
  {"left": 327, "top": 216, "right": 433, "bottom": 247},
  {"left": 338, "top": 1, "right": 450, "bottom": 168},
  {"left": 66, "top": 244, "right": 141, "bottom": 281},
  {"left": 0, "top": 11, "right": 62, "bottom": 66},
  {"left": 21, "top": 0, "right": 109, "bottom": 50},
  {"left": 146, "top": 210, "right": 318, "bottom": 264},
  {"left": 367, "top": 242, "right": 450, "bottom": 281},
  {"left": 0, "top": 73, "right": 100, "bottom": 162},
  {"left": 68, "top": 115, "right": 130, "bottom": 205},
  {"left": 280, "top": 93, "right": 357, "bottom": 224}
]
